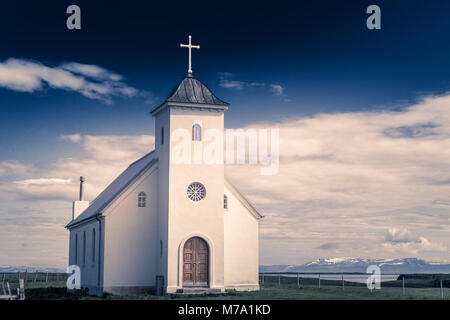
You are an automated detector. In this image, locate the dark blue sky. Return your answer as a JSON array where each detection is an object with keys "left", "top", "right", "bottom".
[{"left": 2, "top": 0, "right": 450, "bottom": 163}]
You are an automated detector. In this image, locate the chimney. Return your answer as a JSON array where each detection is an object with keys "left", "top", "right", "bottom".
[{"left": 72, "top": 176, "right": 89, "bottom": 221}]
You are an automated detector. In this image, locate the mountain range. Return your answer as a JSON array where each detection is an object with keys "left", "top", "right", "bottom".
[
  {"left": 0, "top": 266, "right": 65, "bottom": 273},
  {"left": 259, "top": 258, "right": 450, "bottom": 274},
  {"left": 3, "top": 258, "right": 450, "bottom": 274}
]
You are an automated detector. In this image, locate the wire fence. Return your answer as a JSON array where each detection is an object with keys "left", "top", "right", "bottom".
[
  {"left": 2, "top": 271, "right": 449, "bottom": 299},
  {"left": 259, "top": 273, "right": 450, "bottom": 300},
  {"left": 1, "top": 272, "right": 68, "bottom": 287}
]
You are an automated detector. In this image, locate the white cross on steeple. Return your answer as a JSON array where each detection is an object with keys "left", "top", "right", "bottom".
[{"left": 180, "top": 35, "right": 200, "bottom": 74}]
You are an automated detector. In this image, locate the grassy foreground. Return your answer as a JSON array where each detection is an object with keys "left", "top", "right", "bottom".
[{"left": 16, "top": 281, "right": 450, "bottom": 300}]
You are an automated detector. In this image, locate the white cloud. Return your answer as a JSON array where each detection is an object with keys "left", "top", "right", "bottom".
[
  {"left": 219, "top": 79, "right": 246, "bottom": 90},
  {"left": 0, "top": 160, "right": 35, "bottom": 177},
  {"left": 270, "top": 84, "right": 284, "bottom": 96},
  {"left": 0, "top": 58, "right": 138, "bottom": 103},
  {"left": 226, "top": 93, "right": 450, "bottom": 264},
  {"left": 385, "top": 228, "right": 419, "bottom": 243},
  {"left": 13, "top": 178, "right": 73, "bottom": 185},
  {"left": 218, "top": 72, "right": 283, "bottom": 98},
  {"left": 0, "top": 134, "right": 155, "bottom": 202},
  {"left": 60, "top": 62, "right": 122, "bottom": 81}
]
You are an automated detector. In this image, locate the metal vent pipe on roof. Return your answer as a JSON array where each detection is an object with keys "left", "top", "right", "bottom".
[{"left": 79, "top": 176, "right": 85, "bottom": 201}]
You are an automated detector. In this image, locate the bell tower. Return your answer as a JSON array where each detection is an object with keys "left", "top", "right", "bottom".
[{"left": 150, "top": 36, "right": 229, "bottom": 293}]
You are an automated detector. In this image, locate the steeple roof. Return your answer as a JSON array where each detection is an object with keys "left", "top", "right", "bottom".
[{"left": 151, "top": 74, "right": 229, "bottom": 115}]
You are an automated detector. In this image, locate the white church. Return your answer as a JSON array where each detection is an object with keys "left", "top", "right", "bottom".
[{"left": 65, "top": 36, "right": 263, "bottom": 296}]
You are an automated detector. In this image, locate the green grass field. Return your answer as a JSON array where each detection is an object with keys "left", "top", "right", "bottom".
[{"left": 12, "top": 280, "right": 450, "bottom": 300}]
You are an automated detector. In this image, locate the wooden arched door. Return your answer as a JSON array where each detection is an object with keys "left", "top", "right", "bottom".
[{"left": 183, "top": 237, "right": 209, "bottom": 287}]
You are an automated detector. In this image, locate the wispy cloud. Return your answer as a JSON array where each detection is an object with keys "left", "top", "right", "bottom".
[
  {"left": 315, "top": 242, "right": 341, "bottom": 250},
  {"left": 13, "top": 178, "right": 73, "bottom": 186},
  {"left": 218, "top": 72, "right": 285, "bottom": 99},
  {"left": 0, "top": 160, "right": 35, "bottom": 177},
  {"left": 0, "top": 58, "right": 139, "bottom": 104},
  {"left": 270, "top": 84, "right": 284, "bottom": 96},
  {"left": 385, "top": 228, "right": 419, "bottom": 244}
]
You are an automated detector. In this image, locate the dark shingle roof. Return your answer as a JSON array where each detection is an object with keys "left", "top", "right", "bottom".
[{"left": 151, "top": 74, "right": 229, "bottom": 114}]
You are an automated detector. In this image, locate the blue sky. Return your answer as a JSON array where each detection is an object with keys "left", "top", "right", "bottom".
[
  {"left": 3, "top": 1, "right": 450, "bottom": 162},
  {"left": 1, "top": 1, "right": 450, "bottom": 267}
]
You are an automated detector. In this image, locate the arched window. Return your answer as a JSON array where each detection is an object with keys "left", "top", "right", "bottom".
[
  {"left": 224, "top": 195, "right": 228, "bottom": 210},
  {"left": 192, "top": 124, "right": 202, "bottom": 141},
  {"left": 138, "top": 192, "right": 146, "bottom": 207},
  {"left": 92, "top": 228, "right": 96, "bottom": 265}
]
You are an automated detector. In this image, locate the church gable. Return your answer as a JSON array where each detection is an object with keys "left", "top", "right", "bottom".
[
  {"left": 101, "top": 159, "right": 158, "bottom": 217},
  {"left": 66, "top": 151, "right": 157, "bottom": 228},
  {"left": 224, "top": 178, "right": 263, "bottom": 220}
]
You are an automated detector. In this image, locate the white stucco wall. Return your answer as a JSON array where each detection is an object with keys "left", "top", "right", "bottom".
[
  {"left": 155, "top": 108, "right": 170, "bottom": 283},
  {"left": 165, "top": 108, "right": 226, "bottom": 292},
  {"left": 224, "top": 186, "right": 260, "bottom": 290},
  {"left": 101, "top": 164, "right": 159, "bottom": 293}
]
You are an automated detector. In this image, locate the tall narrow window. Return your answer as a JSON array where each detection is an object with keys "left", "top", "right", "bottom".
[
  {"left": 138, "top": 192, "right": 146, "bottom": 207},
  {"left": 92, "top": 228, "right": 96, "bottom": 265},
  {"left": 161, "top": 127, "right": 164, "bottom": 145},
  {"left": 74, "top": 234, "right": 78, "bottom": 265},
  {"left": 224, "top": 195, "right": 228, "bottom": 210},
  {"left": 192, "top": 124, "right": 202, "bottom": 141},
  {"left": 82, "top": 231, "right": 86, "bottom": 267}
]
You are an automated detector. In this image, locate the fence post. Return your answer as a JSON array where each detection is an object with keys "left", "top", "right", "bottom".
[
  {"left": 278, "top": 274, "right": 281, "bottom": 286},
  {"left": 6, "top": 281, "right": 11, "bottom": 297},
  {"left": 34, "top": 272, "right": 37, "bottom": 283},
  {"left": 46, "top": 272, "right": 49, "bottom": 283},
  {"left": 402, "top": 276, "right": 405, "bottom": 296},
  {"left": 342, "top": 274, "right": 345, "bottom": 291},
  {"left": 318, "top": 274, "right": 321, "bottom": 289},
  {"left": 2, "top": 275, "right": 5, "bottom": 295},
  {"left": 441, "top": 280, "right": 444, "bottom": 300},
  {"left": 18, "top": 279, "right": 25, "bottom": 300},
  {"left": 297, "top": 273, "right": 300, "bottom": 288}
]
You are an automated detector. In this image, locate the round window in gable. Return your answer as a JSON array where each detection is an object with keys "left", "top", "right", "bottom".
[{"left": 187, "top": 182, "right": 206, "bottom": 202}]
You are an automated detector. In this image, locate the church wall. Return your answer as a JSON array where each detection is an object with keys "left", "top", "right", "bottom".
[
  {"left": 102, "top": 165, "right": 159, "bottom": 294},
  {"left": 224, "top": 186, "right": 260, "bottom": 290},
  {"left": 68, "top": 219, "right": 102, "bottom": 293},
  {"left": 154, "top": 108, "right": 170, "bottom": 284},
  {"left": 166, "top": 108, "right": 225, "bottom": 292}
]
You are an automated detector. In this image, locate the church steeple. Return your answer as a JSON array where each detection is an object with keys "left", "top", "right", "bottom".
[{"left": 150, "top": 74, "right": 229, "bottom": 116}]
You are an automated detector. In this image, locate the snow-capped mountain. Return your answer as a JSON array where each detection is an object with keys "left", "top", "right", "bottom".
[{"left": 260, "top": 258, "right": 450, "bottom": 274}]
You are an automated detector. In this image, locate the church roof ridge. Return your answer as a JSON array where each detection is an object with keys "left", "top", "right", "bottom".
[
  {"left": 150, "top": 74, "right": 229, "bottom": 115},
  {"left": 225, "top": 177, "right": 263, "bottom": 220}
]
